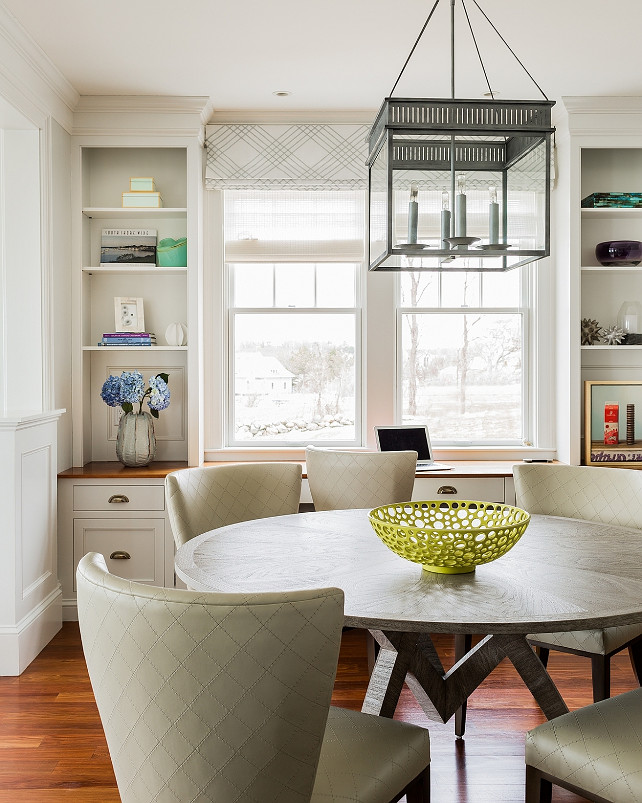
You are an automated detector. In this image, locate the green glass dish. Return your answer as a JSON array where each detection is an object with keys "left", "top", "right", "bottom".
[{"left": 157, "top": 237, "right": 187, "bottom": 267}]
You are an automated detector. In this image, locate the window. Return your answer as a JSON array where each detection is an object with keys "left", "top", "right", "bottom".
[
  {"left": 225, "top": 190, "right": 363, "bottom": 445},
  {"left": 399, "top": 268, "right": 527, "bottom": 444}
]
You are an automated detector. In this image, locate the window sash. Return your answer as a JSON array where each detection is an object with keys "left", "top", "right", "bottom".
[
  {"left": 396, "top": 307, "right": 529, "bottom": 446},
  {"left": 227, "top": 307, "right": 362, "bottom": 447}
]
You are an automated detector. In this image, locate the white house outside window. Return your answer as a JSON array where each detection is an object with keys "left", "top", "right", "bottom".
[{"left": 225, "top": 190, "right": 363, "bottom": 446}]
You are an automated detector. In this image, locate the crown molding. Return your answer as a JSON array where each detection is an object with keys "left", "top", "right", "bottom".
[
  {"left": 73, "top": 95, "right": 210, "bottom": 138},
  {"left": 207, "top": 109, "right": 377, "bottom": 125},
  {"left": 0, "top": 3, "right": 77, "bottom": 130},
  {"left": 75, "top": 95, "right": 210, "bottom": 116},
  {"left": 563, "top": 96, "right": 642, "bottom": 114}
]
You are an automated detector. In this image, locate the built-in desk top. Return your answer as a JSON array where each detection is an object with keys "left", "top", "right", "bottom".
[{"left": 58, "top": 459, "right": 522, "bottom": 480}]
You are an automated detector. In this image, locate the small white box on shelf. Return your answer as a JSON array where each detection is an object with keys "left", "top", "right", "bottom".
[
  {"left": 130, "top": 177, "right": 156, "bottom": 192},
  {"left": 122, "top": 192, "right": 163, "bottom": 208}
]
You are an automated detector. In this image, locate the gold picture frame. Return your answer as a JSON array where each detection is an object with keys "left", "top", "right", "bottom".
[
  {"left": 114, "top": 296, "right": 145, "bottom": 333},
  {"left": 584, "top": 380, "right": 642, "bottom": 466}
]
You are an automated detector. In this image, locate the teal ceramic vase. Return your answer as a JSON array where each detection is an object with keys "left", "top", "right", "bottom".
[{"left": 116, "top": 412, "right": 156, "bottom": 467}]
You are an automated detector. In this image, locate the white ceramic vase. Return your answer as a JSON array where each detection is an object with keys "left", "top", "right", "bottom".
[{"left": 116, "top": 412, "right": 157, "bottom": 467}]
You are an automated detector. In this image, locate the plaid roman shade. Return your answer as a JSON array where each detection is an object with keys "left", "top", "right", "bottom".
[{"left": 205, "top": 124, "right": 369, "bottom": 190}]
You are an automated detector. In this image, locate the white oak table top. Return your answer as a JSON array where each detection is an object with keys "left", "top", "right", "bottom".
[{"left": 175, "top": 508, "right": 642, "bottom": 635}]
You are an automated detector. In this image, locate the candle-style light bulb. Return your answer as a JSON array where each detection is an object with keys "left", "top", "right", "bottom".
[
  {"left": 489, "top": 184, "right": 500, "bottom": 245},
  {"left": 455, "top": 175, "right": 467, "bottom": 237},
  {"left": 440, "top": 190, "right": 451, "bottom": 248},
  {"left": 408, "top": 183, "right": 419, "bottom": 244}
]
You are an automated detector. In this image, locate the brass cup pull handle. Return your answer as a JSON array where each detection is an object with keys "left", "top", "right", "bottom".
[
  {"left": 437, "top": 485, "right": 458, "bottom": 495},
  {"left": 108, "top": 494, "right": 129, "bottom": 504},
  {"left": 109, "top": 551, "right": 131, "bottom": 560}
]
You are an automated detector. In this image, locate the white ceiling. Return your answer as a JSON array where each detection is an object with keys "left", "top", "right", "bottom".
[{"left": 3, "top": 0, "right": 642, "bottom": 114}]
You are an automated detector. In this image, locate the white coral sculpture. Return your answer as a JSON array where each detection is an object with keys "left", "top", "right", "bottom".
[
  {"left": 602, "top": 325, "right": 626, "bottom": 346},
  {"left": 581, "top": 318, "right": 603, "bottom": 346}
]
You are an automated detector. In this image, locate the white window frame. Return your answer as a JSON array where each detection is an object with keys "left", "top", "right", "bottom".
[{"left": 204, "top": 184, "right": 555, "bottom": 462}]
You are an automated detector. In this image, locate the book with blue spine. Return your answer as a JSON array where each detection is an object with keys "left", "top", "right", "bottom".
[{"left": 99, "top": 332, "right": 156, "bottom": 346}]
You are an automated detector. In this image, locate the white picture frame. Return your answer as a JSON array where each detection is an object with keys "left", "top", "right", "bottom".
[{"left": 114, "top": 296, "right": 145, "bottom": 332}]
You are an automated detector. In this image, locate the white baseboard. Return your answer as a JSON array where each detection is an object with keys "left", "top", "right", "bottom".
[
  {"left": 62, "top": 598, "right": 78, "bottom": 622},
  {"left": 0, "top": 588, "right": 62, "bottom": 675}
]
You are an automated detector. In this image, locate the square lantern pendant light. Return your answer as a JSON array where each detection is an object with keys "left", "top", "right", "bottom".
[{"left": 368, "top": 0, "right": 555, "bottom": 272}]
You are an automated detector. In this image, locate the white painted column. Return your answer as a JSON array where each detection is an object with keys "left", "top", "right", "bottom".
[{"left": 0, "top": 412, "right": 63, "bottom": 674}]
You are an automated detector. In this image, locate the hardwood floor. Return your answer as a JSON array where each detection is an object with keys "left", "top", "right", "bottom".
[{"left": 0, "top": 624, "right": 637, "bottom": 801}]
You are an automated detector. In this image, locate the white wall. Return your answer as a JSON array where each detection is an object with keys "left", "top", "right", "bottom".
[{"left": 0, "top": 128, "right": 43, "bottom": 412}]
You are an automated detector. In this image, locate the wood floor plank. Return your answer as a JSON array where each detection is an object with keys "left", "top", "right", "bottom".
[{"left": 0, "top": 622, "right": 637, "bottom": 801}]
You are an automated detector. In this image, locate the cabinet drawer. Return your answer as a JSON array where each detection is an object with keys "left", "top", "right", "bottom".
[
  {"left": 73, "top": 484, "right": 165, "bottom": 512},
  {"left": 72, "top": 517, "right": 165, "bottom": 590},
  {"left": 412, "top": 477, "right": 504, "bottom": 503}
]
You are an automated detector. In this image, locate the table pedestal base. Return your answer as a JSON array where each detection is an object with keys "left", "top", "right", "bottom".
[{"left": 362, "top": 630, "right": 569, "bottom": 733}]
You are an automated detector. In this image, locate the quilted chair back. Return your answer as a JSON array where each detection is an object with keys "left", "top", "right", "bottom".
[
  {"left": 305, "top": 446, "right": 417, "bottom": 511},
  {"left": 513, "top": 463, "right": 642, "bottom": 529},
  {"left": 77, "top": 552, "right": 344, "bottom": 803},
  {"left": 165, "top": 463, "right": 303, "bottom": 547}
]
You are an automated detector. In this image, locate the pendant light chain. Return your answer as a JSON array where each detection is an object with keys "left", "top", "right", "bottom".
[
  {"left": 461, "top": 0, "right": 494, "bottom": 99},
  {"left": 389, "top": 0, "right": 441, "bottom": 97},
  {"left": 469, "top": 0, "right": 549, "bottom": 101},
  {"left": 388, "top": 0, "right": 549, "bottom": 101}
]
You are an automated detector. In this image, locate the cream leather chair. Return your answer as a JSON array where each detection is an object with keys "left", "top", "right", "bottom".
[
  {"left": 165, "top": 462, "right": 303, "bottom": 548},
  {"left": 77, "top": 552, "right": 431, "bottom": 803},
  {"left": 525, "top": 686, "right": 642, "bottom": 802},
  {"left": 514, "top": 463, "right": 642, "bottom": 700},
  {"left": 305, "top": 446, "right": 417, "bottom": 511}
]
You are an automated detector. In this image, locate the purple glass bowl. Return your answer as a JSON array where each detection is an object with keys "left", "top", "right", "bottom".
[{"left": 595, "top": 240, "right": 642, "bottom": 267}]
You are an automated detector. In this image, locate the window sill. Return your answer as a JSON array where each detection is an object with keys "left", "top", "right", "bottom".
[{"left": 204, "top": 445, "right": 556, "bottom": 463}]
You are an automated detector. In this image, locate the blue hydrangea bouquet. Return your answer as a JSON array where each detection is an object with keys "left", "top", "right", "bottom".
[
  {"left": 100, "top": 370, "right": 170, "bottom": 418},
  {"left": 100, "top": 371, "right": 170, "bottom": 466}
]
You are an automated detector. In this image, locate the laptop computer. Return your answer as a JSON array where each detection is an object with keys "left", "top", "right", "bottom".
[{"left": 374, "top": 425, "right": 452, "bottom": 471}]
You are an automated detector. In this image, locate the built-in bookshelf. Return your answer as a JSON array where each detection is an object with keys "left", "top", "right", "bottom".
[
  {"left": 71, "top": 139, "right": 203, "bottom": 467},
  {"left": 555, "top": 97, "right": 642, "bottom": 465}
]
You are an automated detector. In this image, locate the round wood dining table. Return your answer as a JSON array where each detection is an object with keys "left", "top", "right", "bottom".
[{"left": 175, "top": 508, "right": 642, "bottom": 729}]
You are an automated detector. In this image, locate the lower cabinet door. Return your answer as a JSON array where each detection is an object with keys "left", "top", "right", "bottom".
[{"left": 73, "top": 517, "right": 165, "bottom": 590}]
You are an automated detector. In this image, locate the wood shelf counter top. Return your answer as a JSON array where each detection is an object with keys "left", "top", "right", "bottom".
[{"left": 58, "top": 459, "right": 525, "bottom": 480}]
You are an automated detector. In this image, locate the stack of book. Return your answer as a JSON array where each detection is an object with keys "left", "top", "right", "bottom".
[
  {"left": 98, "top": 332, "right": 156, "bottom": 347},
  {"left": 122, "top": 177, "right": 163, "bottom": 208}
]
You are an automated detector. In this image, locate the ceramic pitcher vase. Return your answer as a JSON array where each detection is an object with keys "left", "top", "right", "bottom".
[{"left": 116, "top": 411, "right": 157, "bottom": 467}]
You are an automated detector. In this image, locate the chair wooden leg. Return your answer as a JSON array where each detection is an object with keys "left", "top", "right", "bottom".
[
  {"left": 366, "top": 630, "right": 379, "bottom": 675},
  {"left": 403, "top": 766, "right": 430, "bottom": 803},
  {"left": 454, "top": 634, "right": 472, "bottom": 738},
  {"left": 536, "top": 646, "right": 550, "bottom": 669},
  {"left": 525, "top": 765, "right": 552, "bottom": 803},
  {"left": 629, "top": 640, "right": 642, "bottom": 685},
  {"left": 591, "top": 654, "right": 609, "bottom": 702}
]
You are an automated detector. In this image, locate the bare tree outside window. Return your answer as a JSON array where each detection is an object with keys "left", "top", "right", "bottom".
[{"left": 400, "top": 271, "right": 524, "bottom": 443}]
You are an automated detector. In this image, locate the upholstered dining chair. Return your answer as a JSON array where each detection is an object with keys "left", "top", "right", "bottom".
[
  {"left": 165, "top": 462, "right": 303, "bottom": 548},
  {"left": 305, "top": 446, "right": 417, "bottom": 511},
  {"left": 525, "top": 686, "right": 642, "bottom": 802},
  {"left": 77, "top": 552, "right": 431, "bottom": 803},
  {"left": 513, "top": 462, "right": 642, "bottom": 701}
]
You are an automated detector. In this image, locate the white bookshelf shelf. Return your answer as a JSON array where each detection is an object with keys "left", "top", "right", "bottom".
[
  {"left": 82, "top": 207, "right": 187, "bottom": 219},
  {"left": 581, "top": 265, "right": 642, "bottom": 272},
  {"left": 82, "top": 265, "right": 187, "bottom": 276},
  {"left": 83, "top": 345, "right": 188, "bottom": 352},
  {"left": 581, "top": 208, "right": 642, "bottom": 219},
  {"left": 581, "top": 345, "right": 642, "bottom": 350}
]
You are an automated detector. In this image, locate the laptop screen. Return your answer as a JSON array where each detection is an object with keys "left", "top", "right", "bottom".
[{"left": 374, "top": 425, "right": 433, "bottom": 462}]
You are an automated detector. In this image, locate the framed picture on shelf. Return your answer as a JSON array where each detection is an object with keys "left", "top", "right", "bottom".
[
  {"left": 100, "top": 228, "right": 157, "bottom": 266},
  {"left": 114, "top": 297, "right": 145, "bottom": 332},
  {"left": 584, "top": 380, "right": 642, "bottom": 466}
]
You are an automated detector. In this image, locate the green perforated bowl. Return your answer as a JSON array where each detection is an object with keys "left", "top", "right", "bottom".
[{"left": 369, "top": 499, "right": 530, "bottom": 574}]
